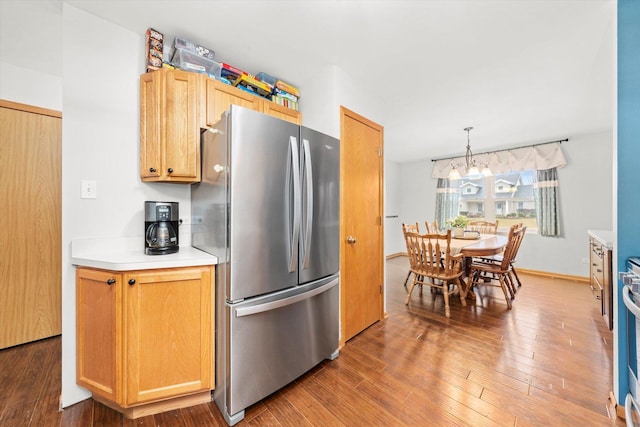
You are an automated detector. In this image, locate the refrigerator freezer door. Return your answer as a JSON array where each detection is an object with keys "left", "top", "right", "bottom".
[
  {"left": 299, "top": 127, "right": 340, "bottom": 285},
  {"left": 228, "top": 107, "right": 301, "bottom": 301},
  {"left": 223, "top": 274, "right": 339, "bottom": 419}
]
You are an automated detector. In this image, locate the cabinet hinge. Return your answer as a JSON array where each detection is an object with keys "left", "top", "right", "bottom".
[
  {"left": 380, "top": 285, "right": 383, "bottom": 294},
  {"left": 378, "top": 147, "right": 383, "bottom": 157}
]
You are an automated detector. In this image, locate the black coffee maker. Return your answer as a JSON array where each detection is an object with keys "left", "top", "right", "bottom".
[{"left": 144, "top": 201, "right": 179, "bottom": 255}]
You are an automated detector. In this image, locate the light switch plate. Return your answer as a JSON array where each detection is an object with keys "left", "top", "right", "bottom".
[{"left": 81, "top": 180, "right": 97, "bottom": 199}]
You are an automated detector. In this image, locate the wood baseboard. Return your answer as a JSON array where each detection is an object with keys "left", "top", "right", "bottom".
[
  {"left": 385, "top": 252, "right": 406, "bottom": 260},
  {"left": 386, "top": 253, "right": 590, "bottom": 284},
  {"left": 516, "top": 268, "right": 589, "bottom": 284},
  {"left": 92, "top": 390, "right": 212, "bottom": 419},
  {"left": 611, "top": 391, "right": 626, "bottom": 420}
]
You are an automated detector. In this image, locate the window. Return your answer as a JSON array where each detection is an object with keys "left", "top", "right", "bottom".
[{"left": 456, "top": 170, "right": 537, "bottom": 229}]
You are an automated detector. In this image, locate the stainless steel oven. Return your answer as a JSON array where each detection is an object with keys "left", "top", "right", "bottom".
[{"left": 622, "top": 257, "right": 640, "bottom": 426}]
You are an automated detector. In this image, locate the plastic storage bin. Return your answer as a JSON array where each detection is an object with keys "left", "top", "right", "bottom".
[
  {"left": 173, "top": 36, "right": 215, "bottom": 59},
  {"left": 255, "top": 72, "right": 277, "bottom": 88},
  {"left": 172, "top": 48, "right": 221, "bottom": 78}
]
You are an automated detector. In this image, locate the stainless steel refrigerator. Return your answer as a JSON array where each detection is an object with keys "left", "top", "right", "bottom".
[{"left": 191, "top": 105, "right": 340, "bottom": 426}]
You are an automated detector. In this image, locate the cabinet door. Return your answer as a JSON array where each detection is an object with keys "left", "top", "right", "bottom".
[
  {"left": 140, "top": 72, "right": 162, "bottom": 179},
  {"left": 205, "top": 79, "right": 262, "bottom": 126},
  {"left": 140, "top": 69, "right": 200, "bottom": 183},
  {"left": 76, "top": 268, "right": 122, "bottom": 403},
  {"left": 163, "top": 70, "right": 200, "bottom": 181},
  {"left": 263, "top": 101, "right": 302, "bottom": 124},
  {"left": 124, "top": 266, "right": 212, "bottom": 406}
]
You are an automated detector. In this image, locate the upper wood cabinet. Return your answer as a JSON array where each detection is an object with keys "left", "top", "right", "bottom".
[
  {"left": 205, "top": 78, "right": 302, "bottom": 126},
  {"left": 140, "top": 68, "right": 302, "bottom": 183},
  {"left": 140, "top": 69, "right": 201, "bottom": 183},
  {"left": 262, "top": 101, "right": 302, "bottom": 125},
  {"left": 76, "top": 265, "right": 213, "bottom": 418},
  {"left": 204, "top": 78, "right": 262, "bottom": 126}
]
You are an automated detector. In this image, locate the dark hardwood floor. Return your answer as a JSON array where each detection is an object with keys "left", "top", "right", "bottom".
[{"left": 0, "top": 257, "right": 624, "bottom": 426}]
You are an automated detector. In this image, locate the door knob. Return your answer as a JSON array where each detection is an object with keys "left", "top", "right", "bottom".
[{"left": 347, "top": 235, "right": 357, "bottom": 244}]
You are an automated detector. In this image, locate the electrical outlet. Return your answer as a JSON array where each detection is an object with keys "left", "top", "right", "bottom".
[{"left": 81, "top": 180, "right": 97, "bottom": 199}]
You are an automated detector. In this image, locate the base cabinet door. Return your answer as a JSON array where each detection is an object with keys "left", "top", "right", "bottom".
[
  {"left": 76, "top": 268, "right": 122, "bottom": 403},
  {"left": 124, "top": 267, "right": 212, "bottom": 405},
  {"left": 76, "top": 266, "right": 213, "bottom": 414}
]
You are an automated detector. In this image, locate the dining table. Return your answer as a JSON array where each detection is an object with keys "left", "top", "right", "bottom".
[
  {"left": 449, "top": 233, "right": 509, "bottom": 298},
  {"left": 450, "top": 234, "right": 509, "bottom": 257}
]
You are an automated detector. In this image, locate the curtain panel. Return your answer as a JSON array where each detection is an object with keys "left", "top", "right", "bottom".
[
  {"left": 435, "top": 178, "right": 459, "bottom": 230},
  {"left": 534, "top": 168, "right": 561, "bottom": 236}
]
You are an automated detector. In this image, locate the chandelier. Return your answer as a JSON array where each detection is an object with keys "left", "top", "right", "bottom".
[{"left": 448, "top": 127, "right": 492, "bottom": 180}]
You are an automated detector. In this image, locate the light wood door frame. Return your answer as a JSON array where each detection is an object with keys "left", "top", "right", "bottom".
[
  {"left": 339, "top": 106, "right": 384, "bottom": 346},
  {"left": 0, "top": 99, "right": 62, "bottom": 349}
]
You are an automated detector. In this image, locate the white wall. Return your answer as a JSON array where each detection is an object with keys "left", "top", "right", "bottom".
[
  {"left": 392, "top": 130, "right": 614, "bottom": 277},
  {"left": 0, "top": 62, "right": 62, "bottom": 111},
  {"left": 517, "top": 130, "right": 614, "bottom": 276},
  {"left": 0, "top": 0, "right": 62, "bottom": 111},
  {"left": 294, "top": 64, "right": 340, "bottom": 138},
  {"left": 61, "top": 4, "right": 193, "bottom": 406},
  {"left": 384, "top": 160, "right": 405, "bottom": 255}
]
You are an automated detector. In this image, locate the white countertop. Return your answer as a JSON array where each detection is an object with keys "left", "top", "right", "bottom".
[
  {"left": 72, "top": 237, "right": 217, "bottom": 271},
  {"left": 587, "top": 229, "right": 614, "bottom": 250}
]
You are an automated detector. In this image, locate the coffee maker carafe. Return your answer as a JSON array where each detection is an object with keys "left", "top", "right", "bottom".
[{"left": 144, "top": 201, "right": 179, "bottom": 255}]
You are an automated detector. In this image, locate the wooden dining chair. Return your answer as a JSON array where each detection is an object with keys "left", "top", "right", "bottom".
[
  {"left": 467, "top": 220, "right": 499, "bottom": 235},
  {"left": 478, "top": 223, "right": 527, "bottom": 291},
  {"left": 507, "top": 225, "right": 526, "bottom": 289},
  {"left": 424, "top": 219, "right": 439, "bottom": 234},
  {"left": 466, "top": 224, "right": 525, "bottom": 309},
  {"left": 402, "top": 223, "right": 421, "bottom": 287},
  {"left": 404, "top": 229, "right": 467, "bottom": 318}
]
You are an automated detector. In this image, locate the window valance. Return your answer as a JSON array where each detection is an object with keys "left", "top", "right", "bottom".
[{"left": 431, "top": 142, "right": 567, "bottom": 179}]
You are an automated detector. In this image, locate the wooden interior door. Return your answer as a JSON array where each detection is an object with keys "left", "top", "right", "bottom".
[
  {"left": 0, "top": 100, "right": 62, "bottom": 349},
  {"left": 340, "top": 106, "right": 384, "bottom": 343}
]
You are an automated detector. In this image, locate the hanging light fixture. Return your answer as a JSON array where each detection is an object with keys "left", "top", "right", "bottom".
[{"left": 448, "top": 126, "right": 492, "bottom": 179}]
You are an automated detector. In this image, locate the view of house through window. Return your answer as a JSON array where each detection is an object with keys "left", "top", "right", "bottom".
[{"left": 457, "top": 170, "right": 538, "bottom": 229}]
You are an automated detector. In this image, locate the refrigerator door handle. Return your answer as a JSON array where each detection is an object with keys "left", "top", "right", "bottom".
[
  {"left": 235, "top": 277, "right": 339, "bottom": 317},
  {"left": 302, "top": 139, "right": 313, "bottom": 268},
  {"left": 287, "top": 136, "right": 301, "bottom": 273}
]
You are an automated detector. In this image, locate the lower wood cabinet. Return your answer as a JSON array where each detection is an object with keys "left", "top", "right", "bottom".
[
  {"left": 76, "top": 265, "right": 214, "bottom": 418},
  {"left": 589, "top": 237, "right": 613, "bottom": 330}
]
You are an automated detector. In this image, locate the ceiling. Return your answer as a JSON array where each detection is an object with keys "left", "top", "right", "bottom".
[{"left": 11, "top": 0, "right": 617, "bottom": 162}]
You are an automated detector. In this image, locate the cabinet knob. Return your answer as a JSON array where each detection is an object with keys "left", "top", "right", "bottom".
[
  {"left": 167, "top": 168, "right": 174, "bottom": 174},
  {"left": 149, "top": 167, "right": 157, "bottom": 173},
  {"left": 128, "top": 279, "right": 136, "bottom": 286},
  {"left": 106, "top": 278, "right": 115, "bottom": 285}
]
